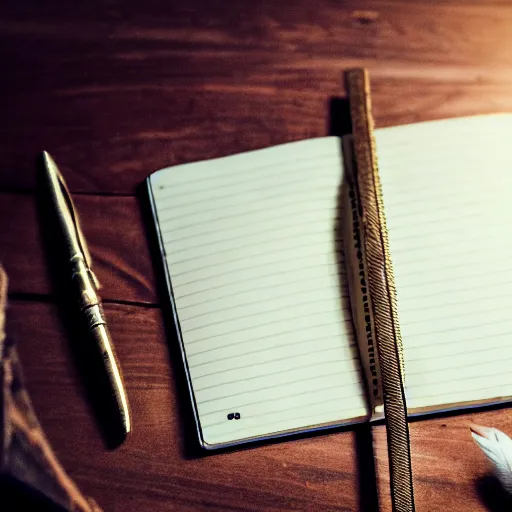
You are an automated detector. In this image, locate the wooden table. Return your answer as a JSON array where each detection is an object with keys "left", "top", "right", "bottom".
[{"left": 2, "top": 2, "right": 512, "bottom": 510}]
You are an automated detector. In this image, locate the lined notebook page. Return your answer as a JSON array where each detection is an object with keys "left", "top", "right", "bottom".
[
  {"left": 377, "top": 114, "right": 512, "bottom": 411},
  {"left": 150, "top": 138, "right": 367, "bottom": 447}
]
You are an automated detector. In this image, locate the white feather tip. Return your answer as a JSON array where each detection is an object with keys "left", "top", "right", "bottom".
[{"left": 471, "top": 424, "right": 512, "bottom": 494}]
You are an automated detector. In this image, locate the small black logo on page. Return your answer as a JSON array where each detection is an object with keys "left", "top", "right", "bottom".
[{"left": 227, "top": 412, "right": 241, "bottom": 420}]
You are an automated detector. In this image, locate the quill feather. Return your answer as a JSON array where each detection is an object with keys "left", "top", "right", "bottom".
[{"left": 471, "top": 424, "right": 512, "bottom": 493}]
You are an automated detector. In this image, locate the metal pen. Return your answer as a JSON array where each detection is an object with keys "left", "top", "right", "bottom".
[{"left": 40, "top": 151, "right": 131, "bottom": 438}]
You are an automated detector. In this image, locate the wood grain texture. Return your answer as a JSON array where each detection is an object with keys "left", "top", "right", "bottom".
[
  {"left": 0, "top": 193, "right": 156, "bottom": 304},
  {"left": 7, "top": 300, "right": 361, "bottom": 512},
  {"left": 374, "top": 411, "right": 512, "bottom": 512},
  {"left": 7, "top": 301, "right": 512, "bottom": 511},
  {"left": 1, "top": 0, "right": 512, "bottom": 193},
  {"left": 2, "top": 1, "right": 512, "bottom": 510}
]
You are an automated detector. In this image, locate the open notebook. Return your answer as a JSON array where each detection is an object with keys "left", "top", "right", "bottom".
[{"left": 146, "top": 113, "right": 512, "bottom": 449}]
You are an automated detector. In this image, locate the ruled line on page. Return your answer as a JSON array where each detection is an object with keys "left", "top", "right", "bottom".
[
  {"left": 193, "top": 357, "right": 359, "bottom": 393},
  {"left": 190, "top": 337, "right": 357, "bottom": 369},
  {"left": 394, "top": 277, "right": 512, "bottom": 303},
  {"left": 157, "top": 166, "right": 339, "bottom": 206},
  {"left": 392, "top": 251, "right": 500, "bottom": 277},
  {"left": 165, "top": 231, "right": 341, "bottom": 265},
  {"left": 384, "top": 179, "right": 512, "bottom": 208},
  {"left": 402, "top": 324, "right": 512, "bottom": 355},
  {"left": 179, "top": 288, "right": 349, "bottom": 317},
  {"left": 153, "top": 148, "right": 339, "bottom": 193},
  {"left": 377, "top": 142, "right": 491, "bottom": 171},
  {"left": 179, "top": 288, "right": 344, "bottom": 325},
  {"left": 376, "top": 114, "right": 512, "bottom": 411},
  {"left": 399, "top": 315, "right": 505, "bottom": 341},
  {"left": 388, "top": 209, "right": 484, "bottom": 234},
  {"left": 202, "top": 396, "right": 365, "bottom": 430},
  {"left": 373, "top": 114, "right": 512, "bottom": 167},
  {"left": 185, "top": 315, "right": 354, "bottom": 357},
  {"left": 159, "top": 194, "right": 346, "bottom": 231},
  {"left": 187, "top": 321, "right": 354, "bottom": 358},
  {"left": 160, "top": 203, "right": 336, "bottom": 238},
  {"left": 389, "top": 213, "right": 509, "bottom": 242},
  {"left": 158, "top": 193, "right": 344, "bottom": 225},
  {"left": 388, "top": 227, "right": 506, "bottom": 253},
  {"left": 202, "top": 399, "right": 365, "bottom": 433},
  {"left": 388, "top": 222, "right": 505, "bottom": 245},
  {"left": 406, "top": 333, "right": 512, "bottom": 359},
  {"left": 407, "top": 384, "right": 512, "bottom": 408},
  {"left": 201, "top": 394, "right": 364, "bottom": 429},
  {"left": 194, "top": 359, "right": 360, "bottom": 402},
  {"left": 165, "top": 226, "right": 338, "bottom": 258},
  {"left": 388, "top": 236, "right": 512, "bottom": 258},
  {"left": 165, "top": 216, "right": 335, "bottom": 256},
  {"left": 175, "top": 266, "right": 347, "bottom": 306},
  {"left": 200, "top": 383, "right": 357, "bottom": 418},
  {"left": 150, "top": 136, "right": 367, "bottom": 445},
  {"left": 169, "top": 240, "right": 341, "bottom": 275},
  {"left": 191, "top": 345, "right": 353, "bottom": 385},
  {"left": 202, "top": 407, "right": 367, "bottom": 445},
  {"left": 406, "top": 353, "right": 512, "bottom": 377},
  {"left": 400, "top": 305, "right": 512, "bottom": 336},
  {"left": 158, "top": 188, "right": 340, "bottom": 224},
  {"left": 191, "top": 344, "right": 357, "bottom": 381},
  {"left": 399, "top": 302, "right": 512, "bottom": 328},
  {"left": 184, "top": 313, "right": 353, "bottom": 349},
  {"left": 163, "top": 214, "right": 336, "bottom": 251},
  {"left": 396, "top": 268, "right": 512, "bottom": 291},
  {"left": 160, "top": 181, "right": 336, "bottom": 211},
  {"left": 197, "top": 369, "right": 355, "bottom": 407},
  {"left": 182, "top": 299, "right": 348, "bottom": 335},
  {"left": 405, "top": 370, "right": 512, "bottom": 393},
  {"left": 386, "top": 195, "right": 512, "bottom": 219},
  {"left": 394, "top": 254, "right": 512, "bottom": 280},
  {"left": 406, "top": 373, "right": 512, "bottom": 403},
  {"left": 383, "top": 198, "right": 486, "bottom": 218},
  {"left": 170, "top": 254, "right": 345, "bottom": 294}
]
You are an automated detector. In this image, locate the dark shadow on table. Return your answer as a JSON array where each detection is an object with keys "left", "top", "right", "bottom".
[
  {"left": 35, "top": 155, "right": 127, "bottom": 450},
  {"left": 137, "top": 181, "right": 205, "bottom": 459},
  {"left": 476, "top": 474, "right": 512, "bottom": 512},
  {"left": 0, "top": 475, "right": 66, "bottom": 511},
  {"left": 332, "top": 175, "right": 380, "bottom": 512},
  {"left": 328, "top": 97, "right": 353, "bottom": 139},
  {"left": 330, "top": 95, "right": 380, "bottom": 512}
]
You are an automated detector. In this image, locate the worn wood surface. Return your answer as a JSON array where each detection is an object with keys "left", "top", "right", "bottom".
[
  {"left": 2, "top": 1, "right": 512, "bottom": 510},
  {"left": 1, "top": 1, "right": 512, "bottom": 193},
  {"left": 0, "top": 193, "right": 156, "bottom": 304},
  {"left": 9, "top": 301, "right": 362, "bottom": 512},
  {"left": 0, "top": 267, "right": 102, "bottom": 512}
]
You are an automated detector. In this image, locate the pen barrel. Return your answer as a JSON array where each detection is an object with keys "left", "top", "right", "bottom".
[
  {"left": 90, "top": 321, "right": 131, "bottom": 436},
  {"left": 70, "top": 257, "right": 131, "bottom": 436},
  {"left": 41, "top": 151, "right": 131, "bottom": 442}
]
